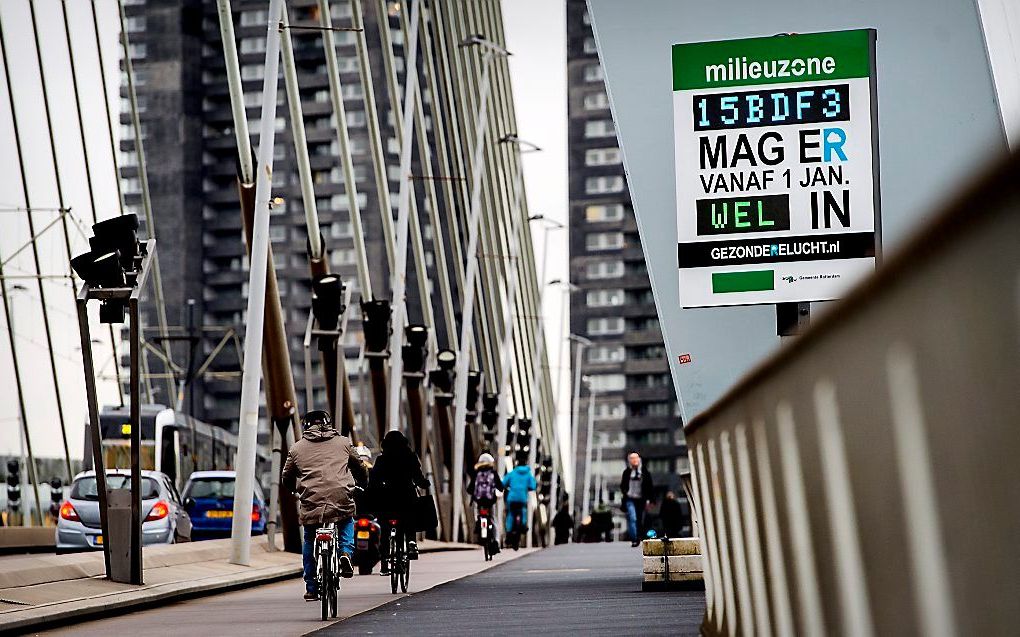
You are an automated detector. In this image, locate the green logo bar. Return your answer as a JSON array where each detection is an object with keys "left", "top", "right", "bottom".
[
  {"left": 673, "top": 30, "right": 873, "bottom": 90},
  {"left": 712, "top": 270, "right": 775, "bottom": 293}
]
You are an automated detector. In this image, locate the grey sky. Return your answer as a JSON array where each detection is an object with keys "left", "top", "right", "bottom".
[{"left": 0, "top": 0, "right": 570, "bottom": 461}]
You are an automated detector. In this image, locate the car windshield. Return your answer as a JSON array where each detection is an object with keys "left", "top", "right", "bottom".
[
  {"left": 71, "top": 476, "right": 160, "bottom": 501},
  {"left": 185, "top": 478, "right": 236, "bottom": 499}
]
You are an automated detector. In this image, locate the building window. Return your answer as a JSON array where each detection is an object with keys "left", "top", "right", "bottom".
[
  {"left": 269, "top": 225, "right": 287, "bottom": 243},
  {"left": 240, "top": 37, "right": 265, "bottom": 54},
  {"left": 585, "top": 176, "right": 624, "bottom": 194},
  {"left": 583, "top": 63, "right": 603, "bottom": 83},
  {"left": 588, "top": 345, "right": 625, "bottom": 364},
  {"left": 587, "top": 374, "right": 625, "bottom": 392},
  {"left": 593, "top": 401, "right": 625, "bottom": 420},
  {"left": 585, "top": 147, "right": 622, "bottom": 167},
  {"left": 124, "top": 16, "right": 146, "bottom": 32},
  {"left": 586, "top": 231, "right": 624, "bottom": 251},
  {"left": 586, "top": 288, "right": 624, "bottom": 307},
  {"left": 583, "top": 91, "right": 609, "bottom": 111},
  {"left": 241, "top": 64, "right": 264, "bottom": 81},
  {"left": 583, "top": 37, "right": 597, "bottom": 54},
  {"left": 342, "top": 83, "right": 364, "bottom": 99},
  {"left": 582, "top": 10, "right": 591, "bottom": 25},
  {"left": 128, "top": 43, "right": 146, "bottom": 59},
  {"left": 240, "top": 10, "right": 268, "bottom": 26},
  {"left": 584, "top": 204, "right": 625, "bottom": 222},
  {"left": 587, "top": 317, "right": 624, "bottom": 336},
  {"left": 331, "top": 1, "right": 353, "bottom": 19},
  {"left": 584, "top": 119, "right": 615, "bottom": 138},
  {"left": 586, "top": 260, "right": 623, "bottom": 279}
]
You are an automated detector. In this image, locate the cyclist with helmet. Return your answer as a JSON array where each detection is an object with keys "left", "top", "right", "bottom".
[{"left": 282, "top": 410, "right": 368, "bottom": 601}]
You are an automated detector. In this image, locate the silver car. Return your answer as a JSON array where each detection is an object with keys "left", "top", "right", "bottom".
[{"left": 55, "top": 469, "right": 192, "bottom": 552}]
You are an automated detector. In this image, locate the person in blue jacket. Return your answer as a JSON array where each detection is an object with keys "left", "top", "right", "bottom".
[{"left": 501, "top": 461, "right": 537, "bottom": 534}]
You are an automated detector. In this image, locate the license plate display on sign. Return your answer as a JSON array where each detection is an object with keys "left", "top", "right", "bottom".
[
  {"left": 206, "top": 510, "right": 233, "bottom": 518},
  {"left": 672, "top": 29, "right": 880, "bottom": 307}
]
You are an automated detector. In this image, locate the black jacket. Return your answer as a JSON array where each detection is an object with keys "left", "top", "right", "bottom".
[
  {"left": 369, "top": 431, "right": 428, "bottom": 519},
  {"left": 619, "top": 466, "right": 655, "bottom": 504}
]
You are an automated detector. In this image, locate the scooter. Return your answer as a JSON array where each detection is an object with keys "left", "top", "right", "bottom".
[{"left": 353, "top": 514, "right": 381, "bottom": 575}]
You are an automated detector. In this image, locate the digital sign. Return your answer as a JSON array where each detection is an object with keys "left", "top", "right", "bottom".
[{"left": 673, "top": 30, "right": 881, "bottom": 307}]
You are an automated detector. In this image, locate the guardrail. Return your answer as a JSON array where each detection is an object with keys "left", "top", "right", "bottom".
[{"left": 684, "top": 150, "right": 1019, "bottom": 636}]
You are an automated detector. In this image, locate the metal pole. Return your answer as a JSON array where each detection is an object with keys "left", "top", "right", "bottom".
[
  {"left": 231, "top": 0, "right": 286, "bottom": 566},
  {"left": 568, "top": 336, "right": 589, "bottom": 509},
  {"left": 385, "top": 0, "right": 423, "bottom": 435},
  {"left": 581, "top": 384, "right": 596, "bottom": 522},
  {"left": 279, "top": 7, "right": 322, "bottom": 261},
  {"left": 76, "top": 293, "right": 111, "bottom": 575},
  {"left": 215, "top": 0, "right": 254, "bottom": 184},
  {"left": 451, "top": 49, "right": 496, "bottom": 540},
  {"left": 129, "top": 296, "right": 142, "bottom": 584},
  {"left": 317, "top": 0, "right": 371, "bottom": 298},
  {"left": 495, "top": 160, "right": 526, "bottom": 460}
]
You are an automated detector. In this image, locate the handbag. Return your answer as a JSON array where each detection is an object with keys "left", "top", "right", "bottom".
[{"left": 413, "top": 487, "right": 439, "bottom": 532}]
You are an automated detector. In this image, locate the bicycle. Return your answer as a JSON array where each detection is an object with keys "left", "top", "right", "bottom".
[
  {"left": 504, "top": 502, "right": 527, "bottom": 551},
  {"left": 384, "top": 517, "right": 411, "bottom": 594},
  {"left": 476, "top": 505, "right": 499, "bottom": 561},
  {"left": 314, "top": 522, "right": 341, "bottom": 620}
]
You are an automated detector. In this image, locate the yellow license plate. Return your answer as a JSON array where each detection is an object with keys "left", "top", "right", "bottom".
[
  {"left": 95, "top": 535, "right": 103, "bottom": 545},
  {"left": 206, "top": 510, "right": 233, "bottom": 518},
  {"left": 356, "top": 531, "right": 370, "bottom": 539}
]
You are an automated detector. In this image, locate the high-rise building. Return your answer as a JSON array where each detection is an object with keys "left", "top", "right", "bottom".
[
  {"left": 118, "top": 0, "right": 437, "bottom": 436},
  {"left": 566, "top": 0, "right": 688, "bottom": 527}
]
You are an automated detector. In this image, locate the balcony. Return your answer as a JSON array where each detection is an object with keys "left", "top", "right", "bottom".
[
  {"left": 623, "top": 329, "right": 664, "bottom": 346},
  {"left": 624, "top": 358, "right": 670, "bottom": 374}
]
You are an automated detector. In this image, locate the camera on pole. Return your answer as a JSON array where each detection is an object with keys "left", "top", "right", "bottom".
[
  {"left": 6, "top": 459, "right": 20, "bottom": 515},
  {"left": 428, "top": 349, "right": 456, "bottom": 405}
]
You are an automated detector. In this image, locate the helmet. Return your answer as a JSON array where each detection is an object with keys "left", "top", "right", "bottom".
[
  {"left": 477, "top": 452, "right": 494, "bottom": 465},
  {"left": 301, "top": 409, "right": 332, "bottom": 431}
]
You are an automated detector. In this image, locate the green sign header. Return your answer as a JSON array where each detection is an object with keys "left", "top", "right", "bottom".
[{"left": 673, "top": 29, "right": 873, "bottom": 90}]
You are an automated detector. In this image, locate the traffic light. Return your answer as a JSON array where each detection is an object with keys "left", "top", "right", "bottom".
[
  {"left": 429, "top": 349, "right": 456, "bottom": 405},
  {"left": 504, "top": 417, "right": 516, "bottom": 454},
  {"left": 48, "top": 477, "right": 63, "bottom": 520},
  {"left": 70, "top": 213, "right": 143, "bottom": 323},
  {"left": 465, "top": 371, "right": 482, "bottom": 421},
  {"left": 5, "top": 459, "right": 20, "bottom": 514},
  {"left": 401, "top": 324, "right": 428, "bottom": 374},
  {"left": 537, "top": 456, "right": 553, "bottom": 504},
  {"left": 481, "top": 393, "right": 499, "bottom": 444},
  {"left": 361, "top": 299, "right": 392, "bottom": 354},
  {"left": 311, "top": 274, "right": 346, "bottom": 351},
  {"left": 515, "top": 418, "right": 532, "bottom": 465}
]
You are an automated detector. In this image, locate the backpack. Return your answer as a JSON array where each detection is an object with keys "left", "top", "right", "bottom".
[{"left": 473, "top": 469, "right": 497, "bottom": 501}]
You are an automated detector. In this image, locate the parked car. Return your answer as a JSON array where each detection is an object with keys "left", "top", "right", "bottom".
[
  {"left": 55, "top": 469, "right": 192, "bottom": 552},
  {"left": 182, "top": 470, "right": 267, "bottom": 539}
]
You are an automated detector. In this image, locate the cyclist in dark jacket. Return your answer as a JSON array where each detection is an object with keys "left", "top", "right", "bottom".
[{"left": 369, "top": 430, "right": 429, "bottom": 575}]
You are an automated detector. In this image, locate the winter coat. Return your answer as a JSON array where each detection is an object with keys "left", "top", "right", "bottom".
[
  {"left": 369, "top": 430, "right": 429, "bottom": 520},
  {"left": 281, "top": 424, "right": 368, "bottom": 525},
  {"left": 501, "top": 465, "right": 537, "bottom": 504},
  {"left": 619, "top": 466, "right": 655, "bottom": 505}
]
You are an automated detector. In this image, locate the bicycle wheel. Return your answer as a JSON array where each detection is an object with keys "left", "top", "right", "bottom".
[
  {"left": 320, "top": 553, "right": 331, "bottom": 621},
  {"left": 329, "top": 574, "right": 338, "bottom": 618},
  {"left": 400, "top": 555, "right": 409, "bottom": 593}
]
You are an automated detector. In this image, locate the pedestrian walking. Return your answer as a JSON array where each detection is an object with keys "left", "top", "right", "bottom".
[
  {"left": 619, "top": 452, "right": 654, "bottom": 547},
  {"left": 552, "top": 501, "right": 573, "bottom": 545},
  {"left": 659, "top": 491, "right": 685, "bottom": 539}
]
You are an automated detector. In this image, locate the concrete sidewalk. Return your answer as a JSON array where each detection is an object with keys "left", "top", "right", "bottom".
[{"left": 0, "top": 536, "right": 472, "bottom": 633}]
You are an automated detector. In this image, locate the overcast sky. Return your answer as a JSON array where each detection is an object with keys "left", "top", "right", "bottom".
[{"left": 0, "top": 0, "right": 570, "bottom": 462}]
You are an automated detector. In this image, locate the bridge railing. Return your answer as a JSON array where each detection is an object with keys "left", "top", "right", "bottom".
[{"left": 684, "top": 150, "right": 1019, "bottom": 636}]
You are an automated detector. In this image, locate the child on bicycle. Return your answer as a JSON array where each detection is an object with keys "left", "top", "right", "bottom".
[
  {"left": 467, "top": 452, "right": 503, "bottom": 549},
  {"left": 501, "top": 459, "right": 537, "bottom": 538},
  {"left": 282, "top": 410, "right": 368, "bottom": 601}
]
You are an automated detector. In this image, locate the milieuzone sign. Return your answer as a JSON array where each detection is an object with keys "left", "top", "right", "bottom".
[{"left": 672, "top": 30, "right": 880, "bottom": 308}]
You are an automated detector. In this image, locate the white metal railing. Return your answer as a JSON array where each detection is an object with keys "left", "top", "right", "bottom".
[{"left": 684, "top": 151, "right": 1020, "bottom": 636}]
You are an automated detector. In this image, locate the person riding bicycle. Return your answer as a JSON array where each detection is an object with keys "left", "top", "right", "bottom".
[
  {"left": 501, "top": 459, "right": 537, "bottom": 536},
  {"left": 467, "top": 452, "right": 503, "bottom": 549},
  {"left": 282, "top": 409, "right": 368, "bottom": 601},
  {"left": 369, "top": 430, "right": 429, "bottom": 575}
]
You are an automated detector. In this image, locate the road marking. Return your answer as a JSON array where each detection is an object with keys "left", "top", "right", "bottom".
[{"left": 524, "top": 568, "right": 591, "bottom": 574}]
